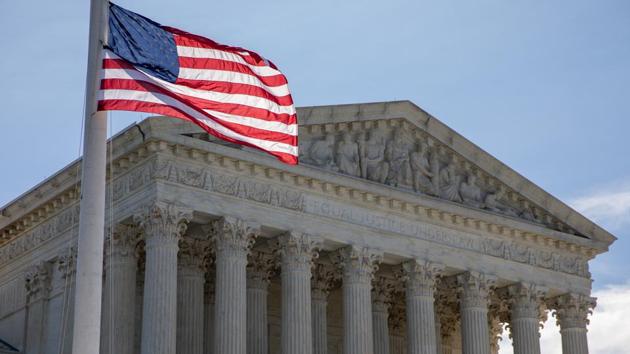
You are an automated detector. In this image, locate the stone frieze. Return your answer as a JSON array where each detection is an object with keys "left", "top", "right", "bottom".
[{"left": 298, "top": 120, "right": 578, "bottom": 236}]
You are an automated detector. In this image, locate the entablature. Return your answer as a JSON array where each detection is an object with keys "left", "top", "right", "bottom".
[{"left": 0, "top": 107, "right": 611, "bottom": 274}]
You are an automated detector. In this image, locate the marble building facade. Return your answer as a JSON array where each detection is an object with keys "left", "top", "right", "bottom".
[{"left": 0, "top": 101, "right": 614, "bottom": 354}]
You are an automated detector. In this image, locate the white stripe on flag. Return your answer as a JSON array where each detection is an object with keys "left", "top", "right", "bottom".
[
  {"left": 98, "top": 88, "right": 298, "bottom": 156},
  {"left": 103, "top": 68, "right": 296, "bottom": 115},
  {"left": 176, "top": 46, "right": 282, "bottom": 77}
]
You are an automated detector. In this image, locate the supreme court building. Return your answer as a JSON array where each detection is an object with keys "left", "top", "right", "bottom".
[{"left": 0, "top": 101, "right": 615, "bottom": 354}]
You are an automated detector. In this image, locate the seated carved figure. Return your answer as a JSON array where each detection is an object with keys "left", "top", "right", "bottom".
[
  {"left": 460, "top": 174, "right": 483, "bottom": 208},
  {"left": 308, "top": 134, "right": 337, "bottom": 170},
  {"left": 359, "top": 131, "right": 389, "bottom": 183},
  {"left": 336, "top": 132, "right": 360, "bottom": 176},
  {"left": 439, "top": 163, "right": 462, "bottom": 202}
]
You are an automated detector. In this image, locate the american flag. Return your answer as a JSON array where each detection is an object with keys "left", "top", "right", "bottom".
[{"left": 98, "top": 3, "right": 298, "bottom": 164}]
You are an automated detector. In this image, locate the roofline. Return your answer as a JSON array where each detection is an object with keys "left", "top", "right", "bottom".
[
  {"left": 1, "top": 100, "right": 616, "bottom": 247},
  {"left": 296, "top": 100, "right": 616, "bottom": 246}
]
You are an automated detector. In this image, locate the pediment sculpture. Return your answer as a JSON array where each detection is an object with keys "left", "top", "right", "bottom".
[{"left": 298, "top": 120, "right": 576, "bottom": 235}]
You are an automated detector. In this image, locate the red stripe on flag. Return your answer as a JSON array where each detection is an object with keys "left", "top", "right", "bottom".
[
  {"left": 101, "top": 78, "right": 297, "bottom": 145},
  {"left": 177, "top": 57, "right": 287, "bottom": 86},
  {"left": 98, "top": 99, "right": 298, "bottom": 164},
  {"left": 174, "top": 77, "right": 293, "bottom": 106},
  {"left": 165, "top": 27, "right": 277, "bottom": 69},
  {"left": 104, "top": 58, "right": 292, "bottom": 106}
]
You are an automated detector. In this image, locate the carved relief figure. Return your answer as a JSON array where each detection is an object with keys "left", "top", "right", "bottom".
[
  {"left": 385, "top": 128, "right": 412, "bottom": 187},
  {"left": 359, "top": 130, "right": 389, "bottom": 183},
  {"left": 409, "top": 141, "right": 434, "bottom": 194},
  {"left": 484, "top": 188, "right": 518, "bottom": 217},
  {"left": 439, "top": 162, "right": 462, "bottom": 202},
  {"left": 308, "top": 133, "right": 337, "bottom": 170},
  {"left": 336, "top": 132, "right": 360, "bottom": 176},
  {"left": 460, "top": 174, "right": 483, "bottom": 208}
]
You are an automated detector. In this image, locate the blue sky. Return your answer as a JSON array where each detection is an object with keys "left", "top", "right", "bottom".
[{"left": 1, "top": 0, "right": 629, "bottom": 350}]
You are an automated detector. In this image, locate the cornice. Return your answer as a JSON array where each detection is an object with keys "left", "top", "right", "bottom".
[
  {"left": 297, "top": 101, "right": 616, "bottom": 246},
  {"left": 0, "top": 115, "right": 606, "bottom": 266}
]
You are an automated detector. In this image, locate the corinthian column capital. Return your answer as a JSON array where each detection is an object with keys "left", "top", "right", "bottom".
[
  {"left": 272, "top": 232, "right": 321, "bottom": 270},
  {"left": 550, "top": 293, "right": 596, "bottom": 329},
  {"left": 247, "top": 249, "right": 276, "bottom": 289},
  {"left": 401, "top": 259, "right": 444, "bottom": 296},
  {"left": 179, "top": 236, "right": 210, "bottom": 271},
  {"left": 311, "top": 262, "right": 338, "bottom": 301},
  {"left": 134, "top": 203, "right": 192, "bottom": 246},
  {"left": 211, "top": 216, "right": 259, "bottom": 257},
  {"left": 372, "top": 275, "right": 396, "bottom": 312},
  {"left": 331, "top": 245, "right": 383, "bottom": 284},
  {"left": 105, "top": 224, "right": 142, "bottom": 259},
  {"left": 457, "top": 271, "right": 497, "bottom": 309},
  {"left": 506, "top": 283, "right": 547, "bottom": 320}
]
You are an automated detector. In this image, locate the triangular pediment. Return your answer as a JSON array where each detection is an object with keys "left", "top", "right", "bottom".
[{"left": 295, "top": 101, "right": 615, "bottom": 246}]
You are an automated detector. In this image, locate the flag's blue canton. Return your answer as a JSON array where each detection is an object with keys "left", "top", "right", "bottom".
[{"left": 108, "top": 3, "right": 179, "bottom": 83}]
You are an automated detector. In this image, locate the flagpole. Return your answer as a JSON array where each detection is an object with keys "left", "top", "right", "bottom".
[{"left": 71, "top": 0, "right": 109, "bottom": 353}]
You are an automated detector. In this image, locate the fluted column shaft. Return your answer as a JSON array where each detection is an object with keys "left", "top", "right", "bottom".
[
  {"left": 136, "top": 204, "right": 191, "bottom": 354},
  {"left": 101, "top": 225, "right": 139, "bottom": 354},
  {"left": 372, "top": 275, "right": 394, "bottom": 354},
  {"left": 389, "top": 335, "right": 405, "bottom": 354},
  {"left": 276, "top": 233, "right": 319, "bottom": 354},
  {"left": 312, "top": 264, "right": 336, "bottom": 354},
  {"left": 552, "top": 294, "right": 595, "bottom": 354},
  {"left": 312, "top": 291, "right": 328, "bottom": 354},
  {"left": 372, "top": 304, "right": 390, "bottom": 354},
  {"left": 388, "top": 306, "right": 406, "bottom": 354},
  {"left": 24, "top": 263, "right": 51, "bottom": 354},
  {"left": 213, "top": 217, "right": 258, "bottom": 354},
  {"left": 434, "top": 308, "right": 442, "bottom": 354},
  {"left": 247, "top": 251, "right": 274, "bottom": 354},
  {"left": 204, "top": 276, "right": 215, "bottom": 354},
  {"left": 403, "top": 260, "right": 442, "bottom": 354},
  {"left": 457, "top": 272, "right": 495, "bottom": 354},
  {"left": 508, "top": 284, "right": 545, "bottom": 354},
  {"left": 334, "top": 246, "right": 382, "bottom": 354},
  {"left": 247, "top": 279, "right": 269, "bottom": 354},
  {"left": 177, "top": 237, "right": 208, "bottom": 354}
]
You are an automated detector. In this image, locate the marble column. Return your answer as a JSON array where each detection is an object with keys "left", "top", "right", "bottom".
[
  {"left": 456, "top": 272, "right": 496, "bottom": 354},
  {"left": 435, "top": 285, "right": 459, "bottom": 354},
  {"left": 333, "top": 246, "right": 382, "bottom": 354},
  {"left": 212, "top": 216, "right": 258, "bottom": 354},
  {"left": 551, "top": 293, "right": 596, "bottom": 354},
  {"left": 135, "top": 203, "right": 192, "bottom": 354},
  {"left": 275, "top": 232, "right": 320, "bottom": 354},
  {"left": 24, "top": 262, "right": 51, "bottom": 354},
  {"left": 387, "top": 304, "right": 406, "bottom": 354},
  {"left": 434, "top": 308, "right": 442, "bottom": 354},
  {"left": 246, "top": 250, "right": 275, "bottom": 354},
  {"left": 372, "top": 275, "right": 395, "bottom": 354},
  {"left": 204, "top": 271, "right": 215, "bottom": 354},
  {"left": 507, "top": 283, "right": 546, "bottom": 354},
  {"left": 101, "top": 224, "right": 141, "bottom": 354},
  {"left": 177, "top": 235, "right": 210, "bottom": 354},
  {"left": 311, "top": 263, "right": 337, "bottom": 354},
  {"left": 402, "top": 260, "right": 443, "bottom": 354}
]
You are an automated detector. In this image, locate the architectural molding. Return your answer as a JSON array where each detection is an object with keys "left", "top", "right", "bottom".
[
  {"left": 550, "top": 293, "right": 596, "bottom": 329},
  {"left": 331, "top": 246, "right": 383, "bottom": 284},
  {"left": 24, "top": 261, "right": 52, "bottom": 303},
  {"left": 210, "top": 216, "right": 259, "bottom": 258},
  {"left": 134, "top": 203, "right": 192, "bottom": 247},
  {"left": 457, "top": 271, "right": 497, "bottom": 309}
]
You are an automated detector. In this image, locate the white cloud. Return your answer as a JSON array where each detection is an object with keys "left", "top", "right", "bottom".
[
  {"left": 499, "top": 283, "right": 630, "bottom": 354},
  {"left": 569, "top": 182, "right": 630, "bottom": 230}
]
